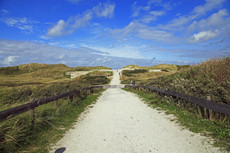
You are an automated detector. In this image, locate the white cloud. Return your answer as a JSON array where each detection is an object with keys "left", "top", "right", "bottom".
[
  {"left": 192, "top": 0, "right": 226, "bottom": 15},
  {"left": 65, "top": 44, "right": 75, "bottom": 48},
  {"left": 188, "top": 9, "right": 230, "bottom": 32},
  {"left": 1, "top": 9, "right": 9, "bottom": 13},
  {"left": 189, "top": 30, "right": 219, "bottom": 43},
  {"left": 91, "top": 44, "right": 145, "bottom": 59},
  {"left": 0, "top": 17, "right": 38, "bottom": 33},
  {"left": 141, "top": 11, "right": 165, "bottom": 23},
  {"left": 131, "top": 2, "right": 150, "bottom": 17},
  {"left": 137, "top": 28, "right": 174, "bottom": 42},
  {"left": 159, "top": 0, "right": 226, "bottom": 31},
  {"left": 47, "top": 2, "right": 115, "bottom": 37},
  {"left": 93, "top": 2, "right": 116, "bottom": 18},
  {"left": 1, "top": 39, "right": 181, "bottom": 68},
  {"left": 148, "top": 0, "right": 174, "bottom": 10},
  {"left": 2, "top": 56, "right": 19, "bottom": 65},
  {"left": 1, "top": 9, "right": 9, "bottom": 15},
  {"left": 71, "top": 10, "right": 93, "bottom": 29},
  {"left": 47, "top": 20, "right": 71, "bottom": 37},
  {"left": 39, "top": 35, "right": 51, "bottom": 40},
  {"left": 109, "top": 22, "right": 176, "bottom": 43}
]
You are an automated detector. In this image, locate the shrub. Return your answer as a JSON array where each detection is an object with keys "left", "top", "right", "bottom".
[
  {"left": 142, "top": 55, "right": 230, "bottom": 105},
  {"left": 1, "top": 87, "right": 32, "bottom": 104},
  {"left": 0, "top": 66, "right": 20, "bottom": 75}
]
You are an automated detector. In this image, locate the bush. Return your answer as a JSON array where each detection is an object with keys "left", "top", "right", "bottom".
[
  {"left": 1, "top": 87, "right": 32, "bottom": 104},
  {"left": 83, "top": 76, "right": 108, "bottom": 85},
  {"left": 141, "top": 55, "right": 230, "bottom": 105},
  {"left": 0, "top": 66, "right": 20, "bottom": 75},
  {"left": 161, "top": 69, "right": 169, "bottom": 72},
  {"left": 122, "top": 69, "right": 147, "bottom": 77}
]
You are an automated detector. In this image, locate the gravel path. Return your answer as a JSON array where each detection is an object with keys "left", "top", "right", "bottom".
[{"left": 49, "top": 70, "right": 225, "bottom": 153}]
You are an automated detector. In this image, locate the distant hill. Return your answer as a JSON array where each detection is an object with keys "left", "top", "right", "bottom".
[
  {"left": 122, "top": 64, "right": 179, "bottom": 71},
  {"left": 0, "top": 63, "right": 112, "bottom": 75},
  {"left": 122, "top": 65, "right": 141, "bottom": 69},
  {"left": 0, "top": 63, "right": 70, "bottom": 75}
]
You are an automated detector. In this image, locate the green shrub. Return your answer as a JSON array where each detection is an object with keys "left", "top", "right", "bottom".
[
  {"left": 122, "top": 69, "right": 147, "bottom": 77},
  {"left": 0, "top": 66, "right": 20, "bottom": 75},
  {"left": 1, "top": 87, "right": 32, "bottom": 104},
  {"left": 161, "top": 69, "right": 169, "bottom": 72},
  {"left": 83, "top": 76, "right": 108, "bottom": 85},
  {"left": 141, "top": 55, "right": 230, "bottom": 105}
]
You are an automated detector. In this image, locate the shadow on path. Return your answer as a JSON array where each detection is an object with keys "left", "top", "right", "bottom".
[{"left": 54, "top": 147, "right": 66, "bottom": 153}]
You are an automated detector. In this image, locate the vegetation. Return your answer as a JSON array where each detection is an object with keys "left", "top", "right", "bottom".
[
  {"left": 144, "top": 64, "right": 178, "bottom": 71},
  {"left": 140, "top": 55, "right": 230, "bottom": 105},
  {"left": 69, "top": 66, "right": 112, "bottom": 71},
  {"left": 0, "top": 63, "right": 111, "bottom": 152},
  {"left": 175, "top": 65, "right": 191, "bottom": 70},
  {"left": 120, "top": 64, "right": 179, "bottom": 84},
  {"left": 122, "top": 64, "right": 178, "bottom": 71},
  {"left": 122, "top": 69, "right": 148, "bottom": 77},
  {"left": 122, "top": 65, "right": 141, "bottom": 69},
  {"left": 86, "top": 70, "right": 113, "bottom": 77},
  {"left": 121, "top": 70, "right": 174, "bottom": 84},
  {"left": 123, "top": 87, "right": 230, "bottom": 151},
  {"left": 0, "top": 88, "right": 105, "bottom": 153},
  {"left": 123, "top": 55, "right": 230, "bottom": 151}
]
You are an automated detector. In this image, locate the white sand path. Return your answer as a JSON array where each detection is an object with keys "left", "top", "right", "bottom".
[{"left": 49, "top": 70, "right": 225, "bottom": 153}]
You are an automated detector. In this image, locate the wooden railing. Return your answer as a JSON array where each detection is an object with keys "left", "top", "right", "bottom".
[
  {"left": 125, "top": 85, "right": 230, "bottom": 119},
  {"left": 0, "top": 86, "right": 103, "bottom": 123}
]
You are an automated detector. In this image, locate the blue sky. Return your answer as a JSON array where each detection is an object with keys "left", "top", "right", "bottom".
[{"left": 0, "top": 0, "right": 230, "bottom": 69}]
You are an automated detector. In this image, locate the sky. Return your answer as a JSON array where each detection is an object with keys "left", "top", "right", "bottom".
[{"left": 0, "top": 0, "right": 230, "bottom": 69}]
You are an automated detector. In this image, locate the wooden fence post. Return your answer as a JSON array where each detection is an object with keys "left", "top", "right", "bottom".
[
  {"left": 54, "top": 92, "right": 58, "bottom": 107},
  {"left": 30, "top": 98, "right": 35, "bottom": 118},
  {"left": 30, "top": 98, "right": 35, "bottom": 130},
  {"left": 68, "top": 89, "right": 70, "bottom": 100},
  {"left": 207, "top": 96, "right": 214, "bottom": 121}
]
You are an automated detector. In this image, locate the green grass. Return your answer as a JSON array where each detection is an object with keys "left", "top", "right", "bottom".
[
  {"left": 123, "top": 87, "right": 230, "bottom": 152},
  {"left": 0, "top": 88, "right": 105, "bottom": 153},
  {"left": 141, "top": 55, "right": 230, "bottom": 105}
]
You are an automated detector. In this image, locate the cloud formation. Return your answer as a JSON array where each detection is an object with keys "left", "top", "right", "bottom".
[
  {"left": 0, "top": 39, "right": 192, "bottom": 68},
  {"left": 189, "top": 30, "right": 219, "bottom": 43},
  {"left": 93, "top": 2, "right": 116, "bottom": 18},
  {"left": 2, "top": 56, "right": 19, "bottom": 65},
  {"left": 0, "top": 17, "right": 38, "bottom": 33},
  {"left": 47, "top": 1, "right": 115, "bottom": 37},
  {"left": 108, "top": 0, "right": 229, "bottom": 46}
]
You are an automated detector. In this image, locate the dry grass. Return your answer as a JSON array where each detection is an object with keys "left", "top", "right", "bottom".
[
  {"left": 133, "top": 71, "right": 174, "bottom": 80},
  {"left": 122, "top": 64, "right": 178, "bottom": 71},
  {"left": 121, "top": 71, "right": 175, "bottom": 84},
  {"left": 143, "top": 64, "right": 178, "bottom": 71},
  {"left": 122, "top": 65, "right": 141, "bottom": 69},
  {"left": 87, "top": 71, "right": 109, "bottom": 76}
]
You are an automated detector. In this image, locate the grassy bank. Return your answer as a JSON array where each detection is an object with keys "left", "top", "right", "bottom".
[
  {"left": 0, "top": 63, "right": 111, "bottom": 152},
  {"left": 0, "top": 88, "right": 105, "bottom": 153},
  {"left": 120, "top": 69, "right": 173, "bottom": 84},
  {"left": 123, "top": 87, "right": 230, "bottom": 151},
  {"left": 140, "top": 56, "right": 230, "bottom": 105}
]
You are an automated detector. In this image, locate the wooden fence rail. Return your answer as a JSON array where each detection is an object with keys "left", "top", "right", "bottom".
[
  {"left": 125, "top": 85, "right": 230, "bottom": 116},
  {"left": 0, "top": 86, "right": 103, "bottom": 123}
]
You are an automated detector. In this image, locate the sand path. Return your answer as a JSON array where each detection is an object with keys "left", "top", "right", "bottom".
[{"left": 49, "top": 70, "right": 225, "bottom": 153}]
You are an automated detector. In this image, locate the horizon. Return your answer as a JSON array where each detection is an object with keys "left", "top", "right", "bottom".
[
  {"left": 0, "top": 0, "right": 230, "bottom": 68},
  {"left": 0, "top": 62, "right": 186, "bottom": 70}
]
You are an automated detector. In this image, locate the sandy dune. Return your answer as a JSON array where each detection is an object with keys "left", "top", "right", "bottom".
[{"left": 49, "top": 70, "right": 225, "bottom": 153}]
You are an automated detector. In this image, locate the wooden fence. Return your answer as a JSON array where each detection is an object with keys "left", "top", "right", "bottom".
[
  {"left": 125, "top": 85, "right": 230, "bottom": 121},
  {"left": 0, "top": 86, "right": 103, "bottom": 123}
]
